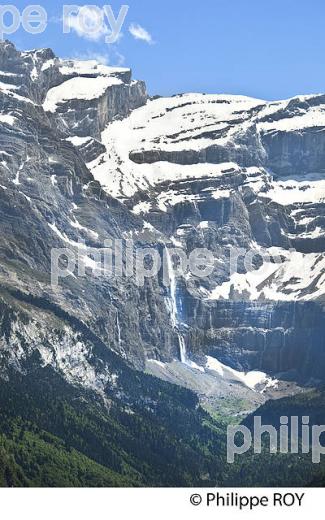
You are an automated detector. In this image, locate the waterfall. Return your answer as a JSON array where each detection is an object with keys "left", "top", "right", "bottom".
[
  {"left": 116, "top": 312, "right": 121, "bottom": 346},
  {"left": 192, "top": 199, "right": 199, "bottom": 215},
  {"left": 260, "top": 330, "right": 267, "bottom": 367},
  {"left": 178, "top": 335, "right": 187, "bottom": 363},
  {"left": 165, "top": 247, "right": 187, "bottom": 363},
  {"left": 165, "top": 247, "right": 178, "bottom": 328}
]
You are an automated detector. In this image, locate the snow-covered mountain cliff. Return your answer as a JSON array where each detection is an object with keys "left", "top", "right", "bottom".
[{"left": 1, "top": 39, "right": 325, "bottom": 417}]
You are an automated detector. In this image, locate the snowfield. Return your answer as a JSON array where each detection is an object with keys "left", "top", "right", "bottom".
[
  {"left": 208, "top": 247, "right": 325, "bottom": 302},
  {"left": 43, "top": 76, "right": 123, "bottom": 112}
]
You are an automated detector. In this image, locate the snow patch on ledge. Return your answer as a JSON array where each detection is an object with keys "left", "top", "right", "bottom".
[
  {"left": 148, "top": 356, "right": 278, "bottom": 393},
  {"left": 206, "top": 356, "right": 275, "bottom": 391},
  {"left": 43, "top": 76, "right": 123, "bottom": 112}
]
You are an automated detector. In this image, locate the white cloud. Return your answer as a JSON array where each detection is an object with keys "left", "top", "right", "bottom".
[
  {"left": 63, "top": 6, "right": 127, "bottom": 44},
  {"left": 129, "top": 23, "right": 154, "bottom": 44},
  {"left": 66, "top": 6, "right": 109, "bottom": 42}
]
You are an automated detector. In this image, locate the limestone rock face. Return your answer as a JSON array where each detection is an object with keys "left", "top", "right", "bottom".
[
  {"left": 1, "top": 40, "right": 325, "bottom": 393},
  {"left": 84, "top": 81, "right": 325, "bottom": 381},
  {"left": 0, "top": 40, "right": 176, "bottom": 386}
]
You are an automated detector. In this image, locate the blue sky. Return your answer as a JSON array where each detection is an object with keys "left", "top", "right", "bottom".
[{"left": 7, "top": 0, "right": 325, "bottom": 100}]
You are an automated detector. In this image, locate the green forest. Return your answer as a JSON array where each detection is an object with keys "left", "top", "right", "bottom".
[{"left": 1, "top": 362, "right": 325, "bottom": 487}]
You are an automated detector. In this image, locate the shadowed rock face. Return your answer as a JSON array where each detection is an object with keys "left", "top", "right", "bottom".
[
  {"left": 1, "top": 39, "right": 325, "bottom": 393},
  {"left": 48, "top": 79, "right": 147, "bottom": 140},
  {"left": 0, "top": 40, "right": 178, "bottom": 383},
  {"left": 263, "top": 128, "right": 325, "bottom": 177},
  {"left": 182, "top": 299, "right": 325, "bottom": 380}
]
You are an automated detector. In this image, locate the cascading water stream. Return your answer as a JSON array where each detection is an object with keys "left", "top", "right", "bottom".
[
  {"left": 116, "top": 312, "right": 121, "bottom": 346},
  {"left": 165, "top": 247, "right": 187, "bottom": 363},
  {"left": 178, "top": 335, "right": 187, "bottom": 364}
]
